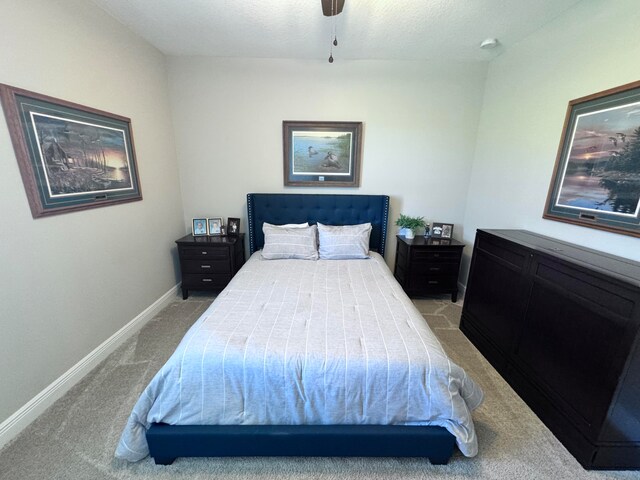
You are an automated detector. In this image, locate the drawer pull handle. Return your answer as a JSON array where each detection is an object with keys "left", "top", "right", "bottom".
[
  {"left": 202, "top": 278, "right": 213, "bottom": 282},
  {"left": 433, "top": 254, "right": 440, "bottom": 257},
  {"left": 201, "top": 265, "right": 211, "bottom": 269},
  {"left": 428, "top": 280, "right": 439, "bottom": 284},
  {"left": 201, "top": 251, "right": 208, "bottom": 255},
  {"left": 429, "top": 267, "right": 441, "bottom": 271}
]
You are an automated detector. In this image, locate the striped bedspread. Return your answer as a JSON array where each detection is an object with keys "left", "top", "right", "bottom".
[{"left": 116, "top": 252, "right": 483, "bottom": 462}]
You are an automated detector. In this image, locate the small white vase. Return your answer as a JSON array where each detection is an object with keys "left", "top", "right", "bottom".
[{"left": 405, "top": 229, "right": 415, "bottom": 239}]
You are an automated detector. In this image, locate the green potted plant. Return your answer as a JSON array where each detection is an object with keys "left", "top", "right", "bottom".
[{"left": 395, "top": 214, "right": 426, "bottom": 239}]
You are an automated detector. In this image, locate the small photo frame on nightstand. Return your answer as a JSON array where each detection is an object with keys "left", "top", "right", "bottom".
[
  {"left": 227, "top": 217, "right": 240, "bottom": 235},
  {"left": 431, "top": 222, "right": 454, "bottom": 239},
  {"left": 207, "top": 217, "right": 223, "bottom": 235},
  {"left": 192, "top": 218, "right": 208, "bottom": 236}
]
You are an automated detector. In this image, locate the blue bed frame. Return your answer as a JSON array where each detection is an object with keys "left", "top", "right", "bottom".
[
  {"left": 146, "top": 193, "right": 457, "bottom": 465},
  {"left": 246, "top": 193, "right": 389, "bottom": 256}
]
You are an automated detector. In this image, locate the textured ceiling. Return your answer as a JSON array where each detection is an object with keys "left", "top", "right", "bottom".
[{"left": 90, "top": 0, "right": 584, "bottom": 61}]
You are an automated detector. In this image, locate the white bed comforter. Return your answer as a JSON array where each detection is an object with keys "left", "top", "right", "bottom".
[{"left": 116, "top": 252, "right": 483, "bottom": 462}]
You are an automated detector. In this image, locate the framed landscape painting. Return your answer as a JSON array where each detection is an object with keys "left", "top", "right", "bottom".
[
  {"left": 283, "top": 121, "right": 362, "bottom": 187},
  {"left": 543, "top": 80, "right": 640, "bottom": 237},
  {"left": 0, "top": 84, "right": 142, "bottom": 218}
]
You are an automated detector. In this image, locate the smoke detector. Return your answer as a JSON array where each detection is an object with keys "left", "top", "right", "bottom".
[{"left": 480, "top": 38, "right": 499, "bottom": 49}]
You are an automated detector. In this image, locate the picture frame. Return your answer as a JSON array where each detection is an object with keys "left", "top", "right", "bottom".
[
  {"left": 207, "top": 217, "right": 223, "bottom": 236},
  {"left": 431, "top": 222, "right": 453, "bottom": 239},
  {"left": 192, "top": 218, "right": 208, "bottom": 236},
  {"left": 227, "top": 217, "right": 240, "bottom": 235},
  {"left": 283, "top": 120, "right": 363, "bottom": 187},
  {"left": 543, "top": 80, "right": 640, "bottom": 237},
  {"left": 429, "top": 238, "right": 451, "bottom": 246},
  {"left": 0, "top": 83, "right": 142, "bottom": 218}
]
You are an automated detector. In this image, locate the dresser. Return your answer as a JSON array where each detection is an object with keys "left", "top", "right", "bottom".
[
  {"left": 460, "top": 229, "right": 640, "bottom": 469},
  {"left": 393, "top": 235, "right": 464, "bottom": 302},
  {"left": 176, "top": 234, "right": 245, "bottom": 299}
]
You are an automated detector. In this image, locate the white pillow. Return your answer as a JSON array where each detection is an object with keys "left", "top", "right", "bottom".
[
  {"left": 263, "top": 222, "right": 309, "bottom": 229},
  {"left": 261, "top": 224, "right": 318, "bottom": 260},
  {"left": 317, "top": 223, "right": 371, "bottom": 260}
]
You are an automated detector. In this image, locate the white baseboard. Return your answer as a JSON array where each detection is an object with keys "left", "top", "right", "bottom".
[{"left": 0, "top": 284, "right": 180, "bottom": 450}]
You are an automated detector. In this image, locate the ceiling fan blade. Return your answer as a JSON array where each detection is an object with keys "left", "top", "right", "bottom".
[{"left": 321, "top": 0, "right": 345, "bottom": 17}]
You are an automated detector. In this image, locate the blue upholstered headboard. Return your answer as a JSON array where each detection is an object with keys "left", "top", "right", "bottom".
[{"left": 247, "top": 193, "right": 390, "bottom": 257}]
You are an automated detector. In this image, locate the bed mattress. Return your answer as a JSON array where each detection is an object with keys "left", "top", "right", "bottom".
[{"left": 116, "top": 252, "right": 483, "bottom": 462}]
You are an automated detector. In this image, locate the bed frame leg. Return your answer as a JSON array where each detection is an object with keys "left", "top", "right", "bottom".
[
  {"left": 429, "top": 454, "right": 451, "bottom": 465},
  {"left": 152, "top": 456, "right": 176, "bottom": 465}
]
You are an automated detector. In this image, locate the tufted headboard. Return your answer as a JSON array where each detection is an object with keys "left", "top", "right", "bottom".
[{"left": 247, "top": 193, "right": 390, "bottom": 257}]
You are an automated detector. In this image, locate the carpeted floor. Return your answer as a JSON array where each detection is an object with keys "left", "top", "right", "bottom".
[{"left": 0, "top": 293, "right": 637, "bottom": 480}]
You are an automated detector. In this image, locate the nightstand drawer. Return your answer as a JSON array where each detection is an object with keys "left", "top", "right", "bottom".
[
  {"left": 183, "top": 259, "right": 231, "bottom": 274},
  {"left": 412, "top": 250, "right": 460, "bottom": 262},
  {"left": 180, "top": 246, "right": 229, "bottom": 259},
  {"left": 420, "top": 262, "right": 459, "bottom": 275},
  {"left": 182, "top": 274, "right": 232, "bottom": 288},
  {"left": 410, "top": 274, "right": 457, "bottom": 290}
]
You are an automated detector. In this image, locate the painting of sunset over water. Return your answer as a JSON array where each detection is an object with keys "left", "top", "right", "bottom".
[{"left": 556, "top": 102, "right": 640, "bottom": 217}]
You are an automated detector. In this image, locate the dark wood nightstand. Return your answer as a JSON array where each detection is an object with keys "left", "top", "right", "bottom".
[
  {"left": 176, "top": 234, "right": 245, "bottom": 299},
  {"left": 394, "top": 235, "right": 464, "bottom": 302}
]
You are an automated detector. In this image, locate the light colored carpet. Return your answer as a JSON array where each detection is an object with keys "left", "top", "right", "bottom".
[{"left": 0, "top": 293, "right": 636, "bottom": 480}]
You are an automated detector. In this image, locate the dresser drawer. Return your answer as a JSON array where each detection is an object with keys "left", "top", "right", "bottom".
[
  {"left": 412, "top": 250, "right": 461, "bottom": 263},
  {"left": 182, "top": 274, "right": 232, "bottom": 289},
  {"left": 182, "top": 259, "right": 231, "bottom": 274},
  {"left": 180, "top": 246, "right": 230, "bottom": 259}
]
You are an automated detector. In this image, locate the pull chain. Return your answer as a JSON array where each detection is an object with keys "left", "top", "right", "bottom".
[{"left": 328, "top": 0, "right": 338, "bottom": 63}]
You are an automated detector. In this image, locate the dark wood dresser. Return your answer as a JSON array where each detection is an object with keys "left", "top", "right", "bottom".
[
  {"left": 176, "top": 234, "right": 245, "bottom": 299},
  {"left": 394, "top": 235, "right": 464, "bottom": 302},
  {"left": 460, "top": 229, "right": 640, "bottom": 470}
]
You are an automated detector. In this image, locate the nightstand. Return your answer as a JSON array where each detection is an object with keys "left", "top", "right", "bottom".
[
  {"left": 394, "top": 235, "right": 464, "bottom": 302},
  {"left": 175, "top": 234, "right": 245, "bottom": 299}
]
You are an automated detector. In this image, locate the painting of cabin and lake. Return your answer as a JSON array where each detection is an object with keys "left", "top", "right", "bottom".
[
  {"left": 0, "top": 84, "right": 142, "bottom": 217},
  {"left": 555, "top": 102, "right": 640, "bottom": 217},
  {"left": 31, "top": 112, "right": 133, "bottom": 196}
]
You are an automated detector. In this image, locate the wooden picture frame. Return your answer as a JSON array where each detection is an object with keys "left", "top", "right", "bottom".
[
  {"left": 0, "top": 83, "right": 142, "bottom": 218},
  {"left": 543, "top": 80, "right": 640, "bottom": 237},
  {"left": 227, "top": 217, "right": 240, "bottom": 235},
  {"left": 431, "top": 222, "right": 453, "bottom": 239},
  {"left": 207, "top": 217, "right": 223, "bottom": 236},
  {"left": 283, "top": 121, "right": 363, "bottom": 187}
]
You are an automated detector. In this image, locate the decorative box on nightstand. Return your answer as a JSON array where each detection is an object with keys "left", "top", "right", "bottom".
[
  {"left": 175, "top": 234, "right": 245, "bottom": 299},
  {"left": 393, "top": 235, "right": 464, "bottom": 302}
]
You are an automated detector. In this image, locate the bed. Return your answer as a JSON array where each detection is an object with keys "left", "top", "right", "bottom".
[{"left": 115, "top": 193, "right": 483, "bottom": 465}]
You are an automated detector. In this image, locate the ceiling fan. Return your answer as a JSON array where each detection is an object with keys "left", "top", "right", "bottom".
[{"left": 321, "top": 0, "right": 345, "bottom": 17}]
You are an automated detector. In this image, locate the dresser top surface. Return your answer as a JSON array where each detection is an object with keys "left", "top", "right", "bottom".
[{"left": 479, "top": 229, "right": 640, "bottom": 285}]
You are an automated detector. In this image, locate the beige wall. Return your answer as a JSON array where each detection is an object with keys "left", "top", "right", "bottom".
[
  {"left": 166, "top": 57, "right": 487, "bottom": 265},
  {"left": 462, "top": 0, "right": 640, "bottom": 281},
  {"left": 0, "top": 0, "right": 185, "bottom": 424}
]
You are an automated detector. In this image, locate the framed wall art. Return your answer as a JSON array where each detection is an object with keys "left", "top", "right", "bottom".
[
  {"left": 0, "top": 83, "right": 142, "bottom": 218},
  {"left": 283, "top": 120, "right": 363, "bottom": 187},
  {"left": 543, "top": 80, "right": 640, "bottom": 237}
]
